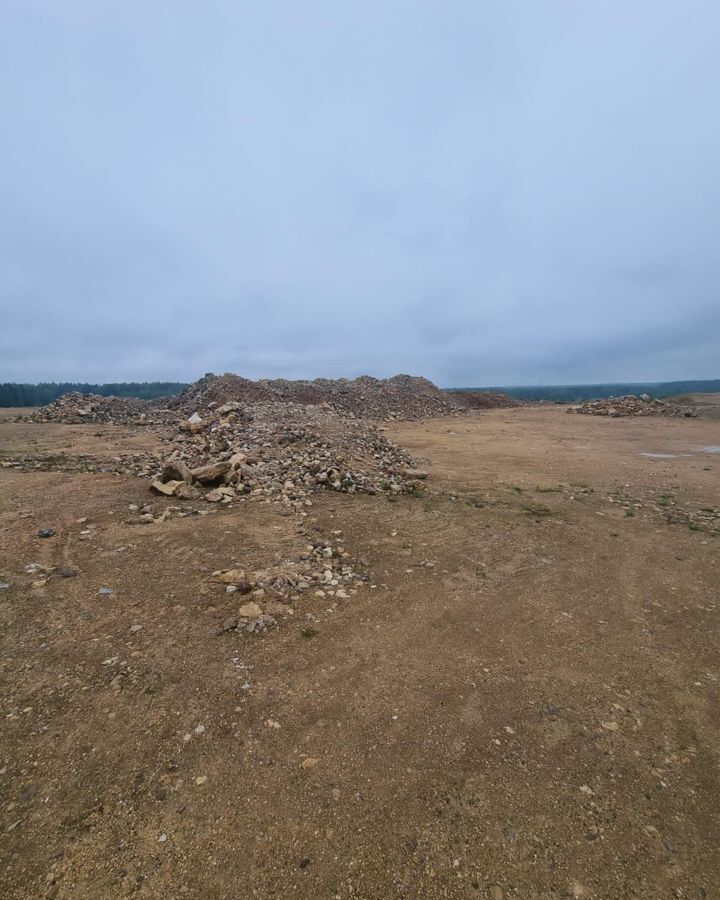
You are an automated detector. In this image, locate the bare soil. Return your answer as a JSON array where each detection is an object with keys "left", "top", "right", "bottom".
[{"left": 1, "top": 407, "right": 719, "bottom": 899}]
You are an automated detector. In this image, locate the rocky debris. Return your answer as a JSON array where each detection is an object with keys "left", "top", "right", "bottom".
[
  {"left": 450, "top": 390, "right": 521, "bottom": 409},
  {"left": 37, "top": 528, "right": 56, "bottom": 538},
  {"left": 212, "top": 570, "right": 253, "bottom": 592},
  {"left": 569, "top": 395, "right": 697, "bottom": 418},
  {"left": 169, "top": 372, "right": 457, "bottom": 420},
  {"left": 27, "top": 371, "right": 512, "bottom": 427},
  {"left": 146, "top": 401, "right": 421, "bottom": 509},
  {"left": 150, "top": 478, "right": 184, "bottom": 496},
  {"left": 26, "top": 391, "right": 174, "bottom": 425},
  {"left": 0, "top": 450, "right": 163, "bottom": 478},
  {"left": 161, "top": 459, "right": 193, "bottom": 484},
  {"left": 237, "top": 602, "right": 263, "bottom": 619},
  {"left": 191, "top": 460, "right": 232, "bottom": 484},
  {"left": 212, "top": 537, "right": 366, "bottom": 637}
]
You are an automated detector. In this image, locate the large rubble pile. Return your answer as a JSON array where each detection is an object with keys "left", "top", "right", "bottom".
[
  {"left": 169, "top": 372, "right": 457, "bottom": 419},
  {"left": 27, "top": 373, "right": 520, "bottom": 426},
  {"left": 569, "top": 394, "right": 697, "bottom": 418}
]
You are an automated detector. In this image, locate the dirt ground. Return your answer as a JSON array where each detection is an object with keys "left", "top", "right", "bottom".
[{"left": 1, "top": 406, "right": 719, "bottom": 899}]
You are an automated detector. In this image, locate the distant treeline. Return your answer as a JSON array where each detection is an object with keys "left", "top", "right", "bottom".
[
  {"left": 0, "top": 382, "right": 189, "bottom": 407},
  {"left": 448, "top": 379, "right": 720, "bottom": 403}
]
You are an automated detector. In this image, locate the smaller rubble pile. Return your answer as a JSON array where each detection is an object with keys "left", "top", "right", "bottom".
[
  {"left": 150, "top": 401, "right": 426, "bottom": 509},
  {"left": 28, "top": 392, "right": 172, "bottom": 425},
  {"left": 213, "top": 537, "right": 365, "bottom": 636},
  {"left": 569, "top": 394, "right": 697, "bottom": 418},
  {"left": 450, "top": 391, "right": 521, "bottom": 410}
]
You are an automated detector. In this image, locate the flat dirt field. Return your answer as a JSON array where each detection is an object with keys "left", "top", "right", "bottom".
[{"left": 1, "top": 407, "right": 719, "bottom": 899}]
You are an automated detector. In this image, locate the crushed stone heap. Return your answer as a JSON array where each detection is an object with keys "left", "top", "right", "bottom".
[
  {"left": 27, "top": 392, "right": 172, "bottom": 425},
  {"left": 152, "top": 401, "right": 426, "bottom": 509},
  {"left": 569, "top": 394, "right": 697, "bottom": 418},
  {"left": 450, "top": 390, "right": 521, "bottom": 410},
  {"left": 28, "top": 373, "right": 521, "bottom": 425},
  {"left": 169, "top": 372, "right": 458, "bottom": 420}
]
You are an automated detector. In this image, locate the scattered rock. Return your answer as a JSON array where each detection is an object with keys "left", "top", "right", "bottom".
[
  {"left": 216, "top": 617, "right": 238, "bottom": 635},
  {"left": 213, "top": 570, "right": 251, "bottom": 587},
  {"left": 37, "top": 528, "right": 55, "bottom": 538},
  {"left": 174, "top": 483, "right": 201, "bottom": 500},
  {"left": 150, "top": 478, "right": 183, "bottom": 496},
  {"left": 570, "top": 395, "right": 697, "bottom": 418},
  {"left": 237, "top": 602, "right": 263, "bottom": 620}
]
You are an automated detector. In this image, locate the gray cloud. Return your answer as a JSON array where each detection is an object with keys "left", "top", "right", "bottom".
[{"left": 1, "top": 0, "right": 719, "bottom": 385}]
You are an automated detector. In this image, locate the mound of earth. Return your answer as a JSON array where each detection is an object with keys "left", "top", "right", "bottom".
[{"left": 569, "top": 394, "right": 697, "bottom": 418}]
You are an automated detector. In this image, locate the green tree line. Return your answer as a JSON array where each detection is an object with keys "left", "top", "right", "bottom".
[{"left": 0, "top": 382, "right": 189, "bottom": 407}]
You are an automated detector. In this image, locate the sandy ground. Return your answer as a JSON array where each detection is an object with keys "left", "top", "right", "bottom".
[{"left": 1, "top": 406, "right": 719, "bottom": 899}]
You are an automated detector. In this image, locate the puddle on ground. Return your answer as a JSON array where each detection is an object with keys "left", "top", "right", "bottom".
[
  {"left": 701, "top": 446, "right": 720, "bottom": 454},
  {"left": 641, "top": 452, "right": 677, "bottom": 459}
]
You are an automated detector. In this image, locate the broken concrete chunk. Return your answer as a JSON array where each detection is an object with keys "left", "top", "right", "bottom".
[
  {"left": 161, "top": 459, "right": 194, "bottom": 484},
  {"left": 237, "top": 602, "right": 262, "bottom": 620},
  {"left": 150, "top": 478, "right": 183, "bottom": 496},
  {"left": 212, "top": 570, "right": 253, "bottom": 594},
  {"left": 191, "top": 461, "right": 231, "bottom": 485},
  {"left": 174, "top": 483, "right": 201, "bottom": 500},
  {"left": 217, "top": 401, "right": 241, "bottom": 415}
]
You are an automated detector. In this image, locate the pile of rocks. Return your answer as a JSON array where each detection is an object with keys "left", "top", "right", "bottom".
[
  {"left": 450, "top": 390, "right": 521, "bottom": 410},
  {"left": 169, "top": 372, "right": 457, "bottom": 420},
  {"left": 569, "top": 394, "right": 697, "bottom": 418},
  {"left": 27, "top": 392, "right": 170, "bottom": 425},
  {"left": 212, "top": 536, "right": 365, "bottom": 635},
  {"left": 151, "top": 401, "right": 425, "bottom": 509},
  {"left": 28, "top": 372, "right": 520, "bottom": 426}
]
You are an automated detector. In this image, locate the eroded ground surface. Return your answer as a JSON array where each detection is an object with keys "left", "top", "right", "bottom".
[{"left": 1, "top": 407, "right": 719, "bottom": 899}]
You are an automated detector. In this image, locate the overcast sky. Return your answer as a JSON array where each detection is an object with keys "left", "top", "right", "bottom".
[{"left": 1, "top": 1, "right": 719, "bottom": 386}]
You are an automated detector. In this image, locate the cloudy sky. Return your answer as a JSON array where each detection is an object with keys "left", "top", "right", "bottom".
[{"left": 1, "top": 1, "right": 719, "bottom": 386}]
